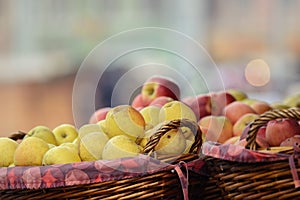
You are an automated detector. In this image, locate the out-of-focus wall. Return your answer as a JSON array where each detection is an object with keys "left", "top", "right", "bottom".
[
  {"left": 0, "top": 75, "right": 75, "bottom": 137},
  {"left": 0, "top": 0, "right": 300, "bottom": 134}
]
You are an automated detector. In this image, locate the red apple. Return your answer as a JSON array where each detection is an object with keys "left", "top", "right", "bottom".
[
  {"left": 182, "top": 94, "right": 212, "bottom": 120},
  {"left": 210, "top": 91, "right": 236, "bottom": 116},
  {"left": 89, "top": 107, "right": 111, "bottom": 124},
  {"left": 256, "top": 136, "right": 270, "bottom": 148},
  {"left": 131, "top": 94, "right": 147, "bottom": 109},
  {"left": 141, "top": 76, "right": 180, "bottom": 105},
  {"left": 240, "top": 124, "right": 268, "bottom": 147},
  {"left": 265, "top": 118, "right": 300, "bottom": 147},
  {"left": 223, "top": 101, "right": 257, "bottom": 125},
  {"left": 257, "top": 125, "right": 267, "bottom": 139},
  {"left": 149, "top": 96, "right": 174, "bottom": 108}
]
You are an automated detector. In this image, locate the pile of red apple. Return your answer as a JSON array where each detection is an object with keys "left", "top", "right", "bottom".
[{"left": 90, "top": 75, "right": 300, "bottom": 149}]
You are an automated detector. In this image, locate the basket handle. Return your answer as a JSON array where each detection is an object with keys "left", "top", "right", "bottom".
[
  {"left": 143, "top": 118, "right": 202, "bottom": 155},
  {"left": 245, "top": 107, "right": 300, "bottom": 150}
]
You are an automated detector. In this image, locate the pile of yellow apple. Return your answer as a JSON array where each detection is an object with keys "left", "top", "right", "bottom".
[{"left": 1, "top": 75, "right": 300, "bottom": 167}]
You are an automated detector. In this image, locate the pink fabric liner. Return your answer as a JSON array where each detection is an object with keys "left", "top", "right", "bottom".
[
  {"left": 0, "top": 154, "right": 204, "bottom": 191},
  {"left": 202, "top": 141, "right": 290, "bottom": 163}
]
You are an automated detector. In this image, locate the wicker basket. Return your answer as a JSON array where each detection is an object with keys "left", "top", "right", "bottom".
[
  {"left": 1, "top": 118, "right": 207, "bottom": 200},
  {"left": 202, "top": 108, "right": 300, "bottom": 200}
]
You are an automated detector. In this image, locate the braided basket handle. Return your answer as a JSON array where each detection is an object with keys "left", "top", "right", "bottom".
[
  {"left": 245, "top": 107, "right": 300, "bottom": 150},
  {"left": 143, "top": 118, "right": 202, "bottom": 155},
  {"left": 9, "top": 131, "right": 27, "bottom": 141}
]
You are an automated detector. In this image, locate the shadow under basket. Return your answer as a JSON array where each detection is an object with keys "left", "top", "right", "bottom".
[
  {"left": 202, "top": 108, "right": 300, "bottom": 200},
  {"left": 0, "top": 119, "right": 208, "bottom": 200}
]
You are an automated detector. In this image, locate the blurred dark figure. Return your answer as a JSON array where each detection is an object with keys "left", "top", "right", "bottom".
[{"left": 95, "top": 67, "right": 127, "bottom": 109}]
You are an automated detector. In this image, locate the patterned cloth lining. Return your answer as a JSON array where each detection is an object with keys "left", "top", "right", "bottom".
[
  {"left": 202, "top": 141, "right": 291, "bottom": 163},
  {"left": 0, "top": 154, "right": 205, "bottom": 194}
]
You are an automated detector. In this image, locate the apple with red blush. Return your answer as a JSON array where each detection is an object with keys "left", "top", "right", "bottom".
[
  {"left": 141, "top": 76, "right": 180, "bottom": 105},
  {"left": 182, "top": 94, "right": 212, "bottom": 120},
  {"left": 149, "top": 96, "right": 174, "bottom": 108},
  {"left": 251, "top": 100, "right": 272, "bottom": 114},
  {"left": 265, "top": 118, "right": 300, "bottom": 147},
  {"left": 223, "top": 101, "right": 257, "bottom": 125},
  {"left": 131, "top": 94, "right": 147, "bottom": 109},
  {"left": 210, "top": 91, "right": 236, "bottom": 115},
  {"left": 89, "top": 107, "right": 111, "bottom": 124}
]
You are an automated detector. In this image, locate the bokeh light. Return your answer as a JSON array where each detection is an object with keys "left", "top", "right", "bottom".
[{"left": 244, "top": 59, "right": 271, "bottom": 87}]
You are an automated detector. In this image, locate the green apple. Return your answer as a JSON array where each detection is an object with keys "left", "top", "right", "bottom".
[
  {"left": 14, "top": 137, "right": 49, "bottom": 166},
  {"left": 42, "top": 146, "right": 81, "bottom": 165},
  {"left": 24, "top": 125, "right": 57, "bottom": 145},
  {"left": 0, "top": 137, "right": 19, "bottom": 167},
  {"left": 102, "top": 135, "right": 142, "bottom": 160},
  {"left": 79, "top": 132, "right": 109, "bottom": 161},
  {"left": 53, "top": 124, "right": 78, "bottom": 145}
]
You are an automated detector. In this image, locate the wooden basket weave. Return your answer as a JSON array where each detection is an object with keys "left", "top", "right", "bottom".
[
  {"left": 203, "top": 108, "right": 300, "bottom": 200},
  {"left": 1, "top": 118, "right": 206, "bottom": 200}
]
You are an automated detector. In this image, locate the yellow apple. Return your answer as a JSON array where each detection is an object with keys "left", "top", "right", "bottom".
[
  {"left": 14, "top": 137, "right": 49, "bottom": 166},
  {"left": 79, "top": 132, "right": 109, "bottom": 161},
  {"left": 105, "top": 105, "right": 145, "bottom": 140},
  {"left": 155, "top": 128, "right": 186, "bottom": 156},
  {"left": 241, "top": 98, "right": 258, "bottom": 106},
  {"left": 159, "top": 101, "right": 197, "bottom": 123},
  {"left": 139, "top": 105, "right": 161, "bottom": 130},
  {"left": 60, "top": 142, "right": 78, "bottom": 154},
  {"left": 97, "top": 120, "right": 108, "bottom": 134},
  {"left": 78, "top": 124, "right": 102, "bottom": 139},
  {"left": 0, "top": 137, "right": 19, "bottom": 167},
  {"left": 138, "top": 122, "right": 165, "bottom": 148},
  {"left": 233, "top": 113, "right": 259, "bottom": 136},
  {"left": 48, "top": 143, "right": 56, "bottom": 149},
  {"left": 283, "top": 93, "right": 300, "bottom": 107},
  {"left": 270, "top": 102, "right": 290, "bottom": 110},
  {"left": 183, "top": 139, "right": 195, "bottom": 154},
  {"left": 227, "top": 89, "right": 248, "bottom": 101},
  {"left": 223, "top": 136, "right": 241, "bottom": 145},
  {"left": 42, "top": 146, "right": 81, "bottom": 165},
  {"left": 53, "top": 124, "right": 78, "bottom": 145},
  {"left": 102, "top": 135, "right": 142, "bottom": 160},
  {"left": 24, "top": 125, "right": 57, "bottom": 145}
]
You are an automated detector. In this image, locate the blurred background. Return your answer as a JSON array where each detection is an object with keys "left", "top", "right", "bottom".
[{"left": 0, "top": 0, "right": 300, "bottom": 136}]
